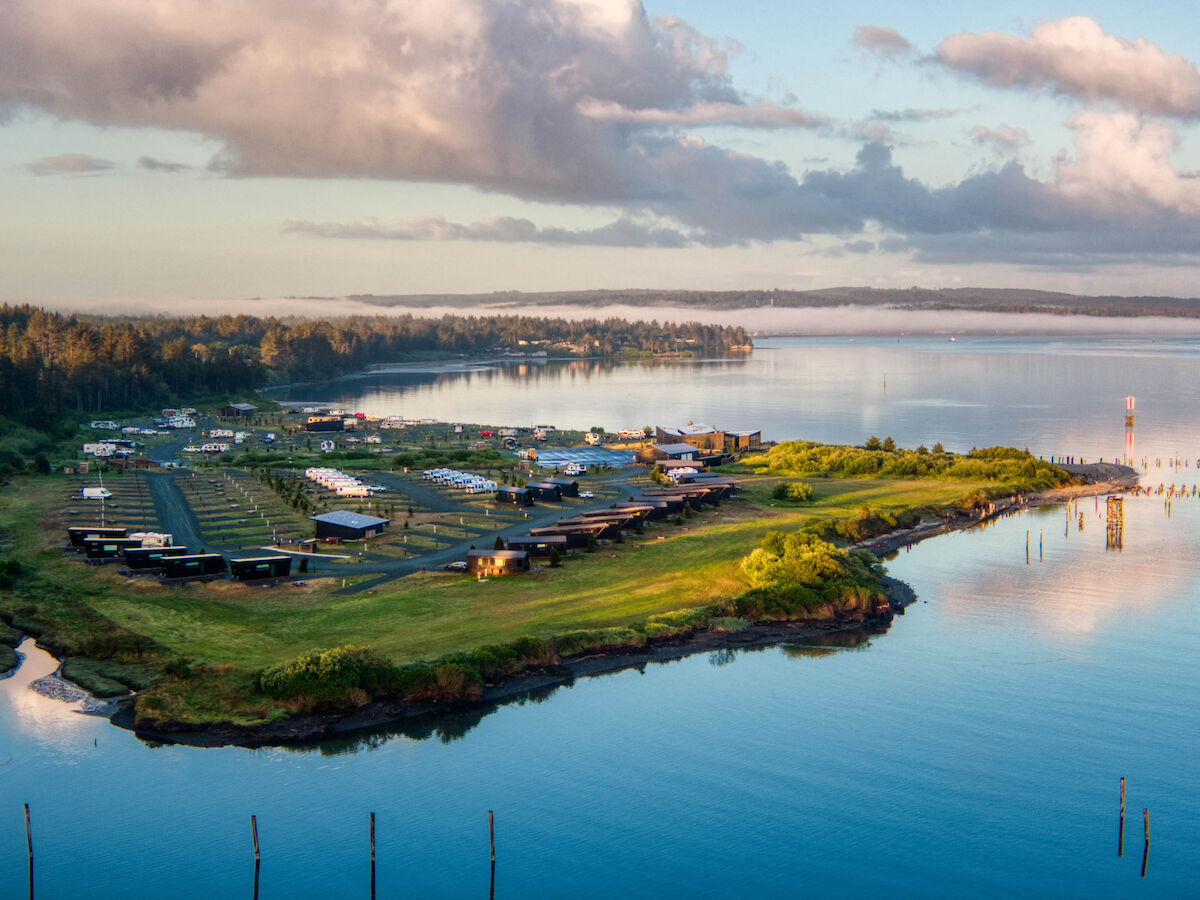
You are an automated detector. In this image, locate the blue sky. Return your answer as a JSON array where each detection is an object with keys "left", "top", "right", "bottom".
[{"left": 4, "top": 1, "right": 1200, "bottom": 305}]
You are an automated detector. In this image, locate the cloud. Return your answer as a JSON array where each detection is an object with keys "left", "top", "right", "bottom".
[
  {"left": 1056, "top": 110, "right": 1200, "bottom": 216},
  {"left": 937, "top": 17, "right": 1200, "bottom": 117},
  {"left": 843, "top": 240, "right": 875, "bottom": 254},
  {"left": 869, "top": 108, "right": 957, "bottom": 123},
  {"left": 0, "top": 0, "right": 817, "bottom": 210},
  {"left": 9, "top": 3, "right": 1200, "bottom": 267},
  {"left": 852, "top": 25, "right": 913, "bottom": 57},
  {"left": 968, "top": 124, "right": 1030, "bottom": 153},
  {"left": 283, "top": 215, "right": 693, "bottom": 248},
  {"left": 25, "top": 153, "right": 114, "bottom": 175},
  {"left": 576, "top": 99, "right": 826, "bottom": 129},
  {"left": 138, "top": 155, "right": 190, "bottom": 172}
]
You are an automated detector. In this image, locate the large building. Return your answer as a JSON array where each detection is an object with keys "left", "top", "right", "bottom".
[
  {"left": 303, "top": 415, "right": 344, "bottom": 433},
  {"left": 310, "top": 510, "right": 390, "bottom": 540},
  {"left": 221, "top": 402, "right": 257, "bottom": 417},
  {"left": 654, "top": 424, "right": 761, "bottom": 453}
]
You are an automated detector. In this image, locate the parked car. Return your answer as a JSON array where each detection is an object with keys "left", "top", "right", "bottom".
[
  {"left": 579, "top": 490, "right": 595, "bottom": 499},
  {"left": 443, "top": 560, "right": 468, "bottom": 571}
]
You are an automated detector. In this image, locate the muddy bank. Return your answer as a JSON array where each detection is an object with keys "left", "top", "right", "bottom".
[{"left": 120, "top": 578, "right": 915, "bottom": 749}]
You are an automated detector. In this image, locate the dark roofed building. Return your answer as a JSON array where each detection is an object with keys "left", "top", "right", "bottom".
[
  {"left": 67, "top": 525, "right": 127, "bottom": 548},
  {"left": 229, "top": 554, "right": 292, "bottom": 581},
  {"left": 83, "top": 537, "right": 144, "bottom": 560},
  {"left": 124, "top": 545, "right": 190, "bottom": 570},
  {"left": 506, "top": 535, "right": 568, "bottom": 557},
  {"left": 525, "top": 481, "right": 563, "bottom": 501},
  {"left": 636, "top": 443, "right": 698, "bottom": 464},
  {"left": 303, "top": 415, "right": 344, "bottom": 432},
  {"left": 160, "top": 553, "right": 227, "bottom": 580},
  {"left": 467, "top": 549, "right": 530, "bottom": 576},
  {"left": 655, "top": 424, "right": 761, "bottom": 453},
  {"left": 310, "top": 510, "right": 390, "bottom": 541},
  {"left": 496, "top": 486, "right": 534, "bottom": 506},
  {"left": 221, "top": 402, "right": 257, "bottom": 417},
  {"left": 543, "top": 477, "right": 579, "bottom": 497}
]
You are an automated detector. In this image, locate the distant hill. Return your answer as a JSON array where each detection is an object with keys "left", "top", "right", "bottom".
[{"left": 349, "top": 287, "right": 1200, "bottom": 319}]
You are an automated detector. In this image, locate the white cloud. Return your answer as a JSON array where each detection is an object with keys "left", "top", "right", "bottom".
[
  {"left": 25, "top": 153, "right": 114, "bottom": 175},
  {"left": 1056, "top": 111, "right": 1200, "bottom": 216},
  {"left": 852, "top": 25, "right": 912, "bottom": 57},
  {"left": 937, "top": 17, "right": 1200, "bottom": 117}
]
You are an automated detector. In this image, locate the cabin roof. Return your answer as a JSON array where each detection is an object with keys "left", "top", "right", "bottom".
[{"left": 310, "top": 510, "right": 390, "bottom": 528}]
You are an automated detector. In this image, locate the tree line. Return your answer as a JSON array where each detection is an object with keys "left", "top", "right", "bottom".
[{"left": 0, "top": 305, "right": 751, "bottom": 427}]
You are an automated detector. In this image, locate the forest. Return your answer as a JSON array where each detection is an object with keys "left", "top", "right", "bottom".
[{"left": 0, "top": 305, "right": 750, "bottom": 428}]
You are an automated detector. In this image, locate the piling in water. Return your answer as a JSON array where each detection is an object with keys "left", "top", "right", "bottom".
[
  {"left": 489, "top": 809, "right": 495, "bottom": 862},
  {"left": 251, "top": 815, "right": 260, "bottom": 861}
]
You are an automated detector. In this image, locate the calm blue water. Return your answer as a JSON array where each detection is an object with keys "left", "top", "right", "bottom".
[{"left": 4, "top": 336, "right": 1200, "bottom": 897}]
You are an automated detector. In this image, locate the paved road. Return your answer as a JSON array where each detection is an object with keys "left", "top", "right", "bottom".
[
  {"left": 338, "top": 470, "right": 640, "bottom": 593},
  {"left": 144, "top": 472, "right": 208, "bottom": 553}
]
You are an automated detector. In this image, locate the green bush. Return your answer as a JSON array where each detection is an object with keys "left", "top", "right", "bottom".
[
  {"left": 771, "top": 480, "right": 814, "bottom": 502},
  {"left": 258, "top": 645, "right": 399, "bottom": 700}
]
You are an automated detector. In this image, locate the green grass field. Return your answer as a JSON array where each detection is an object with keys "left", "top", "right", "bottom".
[{"left": 0, "top": 473, "right": 981, "bottom": 681}]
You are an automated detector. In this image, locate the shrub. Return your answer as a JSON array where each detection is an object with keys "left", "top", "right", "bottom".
[
  {"left": 257, "top": 645, "right": 398, "bottom": 701},
  {"left": 771, "top": 480, "right": 814, "bottom": 502}
]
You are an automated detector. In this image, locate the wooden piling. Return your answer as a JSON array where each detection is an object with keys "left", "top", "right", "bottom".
[
  {"left": 1143, "top": 808, "right": 1149, "bottom": 843},
  {"left": 488, "top": 809, "right": 495, "bottom": 862},
  {"left": 1118, "top": 777, "right": 1125, "bottom": 857},
  {"left": 370, "top": 812, "right": 376, "bottom": 900},
  {"left": 24, "top": 802, "right": 33, "bottom": 898},
  {"left": 251, "top": 814, "right": 260, "bottom": 861}
]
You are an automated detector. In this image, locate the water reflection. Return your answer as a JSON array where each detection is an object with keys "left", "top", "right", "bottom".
[
  {"left": 933, "top": 496, "right": 1200, "bottom": 642},
  {"left": 0, "top": 639, "right": 106, "bottom": 754},
  {"left": 270, "top": 337, "right": 1200, "bottom": 462}
]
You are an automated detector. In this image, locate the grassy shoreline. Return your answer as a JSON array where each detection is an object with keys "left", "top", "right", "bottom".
[{"left": 0, "top": 444, "right": 1085, "bottom": 735}]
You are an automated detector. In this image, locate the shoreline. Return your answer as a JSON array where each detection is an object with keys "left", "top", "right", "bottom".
[
  {"left": 117, "top": 583, "right": 912, "bottom": 748},
  {"left": 16, "top": 465, "right": 1136, "bottom": 749}
]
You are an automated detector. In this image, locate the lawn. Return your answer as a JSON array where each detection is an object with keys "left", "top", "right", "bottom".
[{"left": 0, "top": 473, "right": 981, "bottom": 675}]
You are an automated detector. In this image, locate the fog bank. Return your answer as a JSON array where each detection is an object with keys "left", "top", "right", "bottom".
[{"left": 33, "top": 296, "right": 1200, "bottom": 336}]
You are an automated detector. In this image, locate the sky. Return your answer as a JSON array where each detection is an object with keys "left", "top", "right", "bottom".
[{"left": 5, "top": 0, "right": 1200, "bottom": 306}]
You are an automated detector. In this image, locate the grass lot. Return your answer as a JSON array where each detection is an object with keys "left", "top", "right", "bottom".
[{"left": 0, "top": 472, "right": 981, "bottom": 680}]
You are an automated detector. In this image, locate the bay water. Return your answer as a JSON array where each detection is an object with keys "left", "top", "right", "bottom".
[{"left": 3, "top": 335, "right": 1199, "bottom": 897}]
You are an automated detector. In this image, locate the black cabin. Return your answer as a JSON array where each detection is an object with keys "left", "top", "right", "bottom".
[
  {"left": 83, "top": 537, "right": 145, "bottom": 560},
  {"left": 525, "top": 481, "right": 563, "bottom": 501},
  {"left": 229, "top": 555, "right": 292, "bottom": 581},
  {"left": 506, "top": 535, "right": 568, "bottom": 557},
  {"left": 160, "top": 554, "right": 227, "bottom": 579},
  {"left": 68, "top": 525, "right": 127, "bottom": 548},
  {"left": 123, "top": 546, "right": 190, "bottom": 569},
  {"left": 496, "top": 486, "right": 534, "bottom": 506}
]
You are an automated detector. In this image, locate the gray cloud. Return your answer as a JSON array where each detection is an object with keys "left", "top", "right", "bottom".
[
  {"left": 0, "top": 0, "right": 819, "bottom": 209},
  {"left": 7, "top": 3, "right": 1200, "bottom": 267},
  {"left": 937, "top": 16, "right": 1200, "bottom": 117},
  {"left": 968, "top": 124, "right": 1030, "bottom": 154},
  {"left": 852, "top": 25, "right": 913, "bottom": 57},
  {"left": 25, "top": 153, "right": 114, "bottom": 175},
  {"left": 283, "top": 216, "right": 692, "bottom": 248},
  {"left": 843, "top": 240, "right": 875, "bottom": 254},
  {"left": 869, "top": 107, "right": 957, "bottom": 123},
  {"left": 138, "top": 155, "right": 191, "bottom": 172}
]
